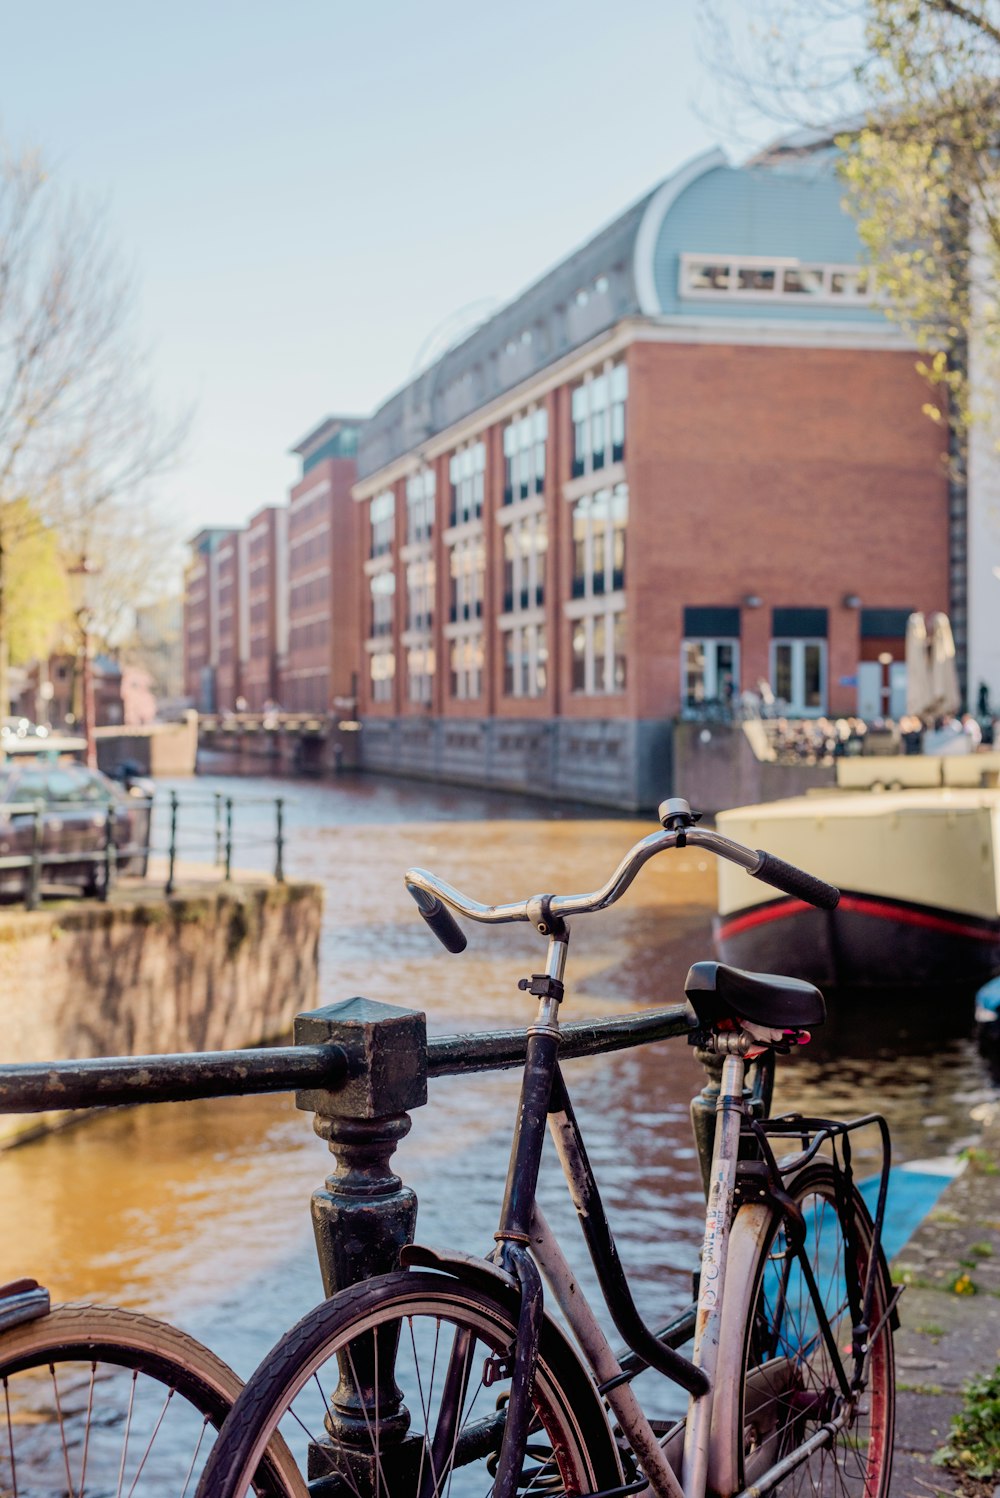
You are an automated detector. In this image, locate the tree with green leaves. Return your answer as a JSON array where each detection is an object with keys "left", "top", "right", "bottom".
[{"left": 706, "top": 0, "right": 1000, "bottom": 433}]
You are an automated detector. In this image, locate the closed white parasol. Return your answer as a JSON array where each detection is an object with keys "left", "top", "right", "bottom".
[
  {"left": 905, "top": 611, "right": 932, "bottom": 717},
  {"left": 929, "top": 611, "right": 961, "bottom": 718}
]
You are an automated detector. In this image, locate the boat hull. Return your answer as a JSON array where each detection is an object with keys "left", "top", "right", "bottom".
[{"left": 714, "top": 890, "right": 1000, "bottom": 989}]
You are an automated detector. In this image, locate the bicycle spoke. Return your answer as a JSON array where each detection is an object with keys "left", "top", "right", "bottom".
[
  {"left": 79, "top": 1360, "right": 97, "bottom": 1498},
  {"left": 48, "top": 1362, "right": 76, "bottom": 1498},
  {"left": 115, "top": 1370, "right": 139, "bottom": 1498},
  {"left": 178, "top": 1417, "right": 211, "bottom": 1498},
  {"left": 3, "top": 1376, "right": 18, "bottom": 1498},
  {"left": 125, "top": 1387, "right": 175, "bottom": 1498}
]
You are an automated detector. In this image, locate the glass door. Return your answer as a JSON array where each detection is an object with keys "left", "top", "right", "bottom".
[{"left": 771, "top": 638, "right": 826, "bottom": 714}]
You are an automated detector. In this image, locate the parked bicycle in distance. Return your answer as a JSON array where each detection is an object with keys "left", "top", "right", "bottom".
[{"left": 196, "top": 796, "right": 898, "bottom": 1498}]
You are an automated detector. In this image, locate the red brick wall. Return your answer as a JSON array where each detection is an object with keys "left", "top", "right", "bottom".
[
  {"left": 626, "top": 341, "right": 949, "bottom": 718},
  {"left": 215, "top": 537, "right": 241, "bottom": 712},
  {"left": 244, "top": 507, "right": 279, "bottom": 711},
  {"left": 286, "top": 457, "right": 358, "bottom": 713}
]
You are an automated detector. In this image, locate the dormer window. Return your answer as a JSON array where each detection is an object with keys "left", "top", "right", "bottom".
[{"left": 680, "top": 253, "right": 873, "bottom": 304}]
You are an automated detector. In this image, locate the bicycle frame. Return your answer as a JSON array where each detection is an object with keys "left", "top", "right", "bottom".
[{"left": 486, "top": 925, "right": 892, "bottom": 1498}]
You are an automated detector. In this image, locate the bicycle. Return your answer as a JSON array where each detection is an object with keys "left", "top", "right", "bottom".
[
  {"left": 0, "top": 1249, "right": 306, "bottom": 1493},
  {"left": 195, "top": 796, "right": 898, "bottom": 1498}
]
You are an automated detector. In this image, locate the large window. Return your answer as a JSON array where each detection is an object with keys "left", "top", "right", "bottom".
[
  {"left": 570, "top": 610, "right": 626, "bottom": 695},
  {"left": 369, "top": 571, "right": 395, "bottom": 638},
  {"left": 407, "top": 645, "right": 434, "bottom": 704},
  {"left": 502, "top": 513, "right": 547, "bottom": 613},
  {"left": 406, "top": 557, "right": 434, "bottom": 633},
  {"left": 501, "top": 623, "right": 547, "bottom": 698},
  {"left": 406, "top": 469, "right": 435, "bottom": 545},
  {"left": 503, "top": 409, "right": 547, "bottom": 504},
  {"left": 449, "top": 536, "right": 484, "bottom": 623},
  {"left": 450, "top": 635, "right": 484, "bottom": 700},
  {"left": 571, "top": 485, "right": 626, "bottom": 599},
  {"left": 370, "top": 649, "right": 394, "bottom": 704},
  {"left": 449, "top": 441, "right": 485, "bottom": 525},
  {"left": 370, "top": 490, "right": 395, "bottom": 558},
  {"left": 571, "top": 362, "right": 627, "bottom": 477}
]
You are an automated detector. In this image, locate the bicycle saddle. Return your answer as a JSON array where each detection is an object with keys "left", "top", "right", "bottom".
[{"left": 685, "top": 961, "right": 826, "bottom": 1030}]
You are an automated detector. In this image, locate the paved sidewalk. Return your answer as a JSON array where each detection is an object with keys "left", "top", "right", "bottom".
[{"left": 891, "top": 1113, "right": 1000, "bottom": 1496}]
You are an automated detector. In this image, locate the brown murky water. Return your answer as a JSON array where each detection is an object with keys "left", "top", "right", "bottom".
[{"left": 1, "top": 769, "right": 995, "bottom": 1425}]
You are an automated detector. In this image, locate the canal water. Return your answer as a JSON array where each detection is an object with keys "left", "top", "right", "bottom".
[{"left": 1, "top": 768, "right": 996, "bottom": 1423}]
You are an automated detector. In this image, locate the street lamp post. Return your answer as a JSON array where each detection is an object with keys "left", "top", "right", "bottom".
[{"left": 68, "top": 558, "right": 100, "bottom": 770}]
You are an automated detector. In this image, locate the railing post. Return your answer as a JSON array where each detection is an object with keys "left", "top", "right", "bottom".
[
  {"left": 101, "top": 803, "right": 116, "bottom": 902},
  {"left": 26, "top": 804, "right": 42, "bottom": 911},
  {"left": 214, "top": 791, "right": 223, "bottom": 865},
  {"left": 224, "top": 797, "right": 233, "bottom": 881},
  {"left": 165, "top": 790, "right": 179, "bottom": 896},
  {"left": 274, "top": 797, "right": 284, "bottom": 883},
  {"left": 295, "top": 997, "right": 428, "bottom": 1485}
]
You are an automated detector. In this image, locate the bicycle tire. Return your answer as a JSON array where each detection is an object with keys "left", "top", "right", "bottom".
[
  {"left": 195, "top": 1268, "right": 624, "bottom": 1498},
  {"left": 711, "top": 1160, "right": 895, "bottom": 1497},
  {"left": 0, "top": 1302, "right": 306, "bottom": 1498}
]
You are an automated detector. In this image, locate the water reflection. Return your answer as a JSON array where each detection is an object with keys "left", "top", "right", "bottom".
[{"left": 2, "top": 774, "right": 995, "bottom": 1413}]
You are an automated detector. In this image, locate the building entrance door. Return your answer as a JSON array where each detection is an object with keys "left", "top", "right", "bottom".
[{"left": 771, "top": 638, "right": 826, "bottom": 714}]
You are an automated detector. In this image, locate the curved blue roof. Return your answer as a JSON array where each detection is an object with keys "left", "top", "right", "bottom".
[
  {"left": 650, "top": 160, "right": 884, "bottom": 323},
  {"left": 357, "top": 140, "right": 890, "bottom": 480}
]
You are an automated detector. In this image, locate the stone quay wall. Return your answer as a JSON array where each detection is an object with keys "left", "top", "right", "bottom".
[{"left": 0, "top": 879, "right": 322, "bottom": 1145}]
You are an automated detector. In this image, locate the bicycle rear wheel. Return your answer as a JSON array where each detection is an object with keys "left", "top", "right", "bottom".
[
  {"left": 712, "top": 1161, "right": 895, "bottom": 1497},
  {"left": 195, "top": 1268, "right": 624, "bottom": 1498},
  {"left": 0, "top": 1303, "right": 305, "bottom": 1498}
]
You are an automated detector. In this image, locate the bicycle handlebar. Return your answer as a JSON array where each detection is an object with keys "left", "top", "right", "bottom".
[{"left": 404, "top": 803, "right": 840, "bottom": 951}]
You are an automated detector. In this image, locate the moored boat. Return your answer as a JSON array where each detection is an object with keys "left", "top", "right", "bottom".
[{"left": 715, "top": 789, "right": 1000, "bottom": 987}]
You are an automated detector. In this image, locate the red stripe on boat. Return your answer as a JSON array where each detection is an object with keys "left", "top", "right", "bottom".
[
  {"left": 718, "top": 895, "right": 998, "bottom": 944},
  {"left": 837, "top": 895, "right": 998, "bottom": 943},
  {"left": 717, "top": 901, "right": 812, "bottom": 938}
]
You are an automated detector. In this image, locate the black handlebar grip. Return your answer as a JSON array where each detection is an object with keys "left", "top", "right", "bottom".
[
  {"left": 413, "top": 894, "right": 468, "bottom": 953},
  {"left": 752, "top": 851, "right": 840, "bottom": 911}
]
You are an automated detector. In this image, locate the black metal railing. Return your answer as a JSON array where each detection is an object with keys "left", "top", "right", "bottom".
[
  {"left": 0, "top": 998, "right": 700, "bottom": 1284},
  {"left": 0, "top": 791, "right": 288, "bottom": 910},
  {"left": 0, "top": 993, "right": 719, "bottom": 1449}
]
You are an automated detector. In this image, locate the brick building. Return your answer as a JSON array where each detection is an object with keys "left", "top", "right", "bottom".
[
  {"left": 352, "top": 143, "right": 950, "bottom": 805},
  {"left": 214, "top": 529, "right": 249, "bottom": 712},
  {"left": 243, "top": 504, "right": 288, "bottom": 711},
  {"left": 284, "top": 417, "right": 363, "bottom": 713},
  {"left": 183, "top": 528, "right": 234, "bottom": 711}
]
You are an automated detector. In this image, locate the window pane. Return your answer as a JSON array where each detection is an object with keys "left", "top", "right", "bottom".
[
  {"left": 572, "top": 622, "right": 587, "bottom": 693},
  {"left": 804, "top": 644, "right": 823, "bottom": 708},
  {"left": 689, "top": 262, "right": 730, "bottom": 291},
  {"left": 774, "top": 643, "right": 793, "bottom": 704},
  {"left": 613, "top": 613, "right": 627, "bottom": 691},
  {"left": 737, "top": 266, "right": 775, "bottom": 292},
  {"left": 716, "top": 643, "right": 736, "bottom": 702},
  {"left": 685, "top": 641, "right": 706, "bottom": 706},
  {"left": 593, "top": 614, "right": 607, "bottom": 693},
  {"left": 783, "top": 266, "right": 824, "bottom": 295}
]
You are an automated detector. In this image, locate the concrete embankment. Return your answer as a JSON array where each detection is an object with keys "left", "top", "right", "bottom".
[
  {"left": 0, "top": 871, "right": 322, "bottom": 1146},
  {"left": 892, "top": 1111, "right": 1000, "bottom": 1495}
]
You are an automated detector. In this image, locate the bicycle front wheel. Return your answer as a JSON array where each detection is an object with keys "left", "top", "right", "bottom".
[
  {"left": 195, "top": 1269, "right": 624, "bottom": 1498},
  {"left": 712, "top": 1161, "right": 895, "bottom": 1497},
  {"left": 0, "top": 1303, "right": 305, "bottom": 1498}
]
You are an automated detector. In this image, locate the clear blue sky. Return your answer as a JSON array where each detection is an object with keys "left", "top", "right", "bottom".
[{"left": 0, "top": 1, "right": 771, "bottom": 537}]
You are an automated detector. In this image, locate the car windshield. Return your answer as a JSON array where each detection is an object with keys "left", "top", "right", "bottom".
[
  {"left": 5, "top": 770, "right": 49, "bottom": 805},
  {"left": 44, "top": 768, "right": 112, "bottom": 805}
]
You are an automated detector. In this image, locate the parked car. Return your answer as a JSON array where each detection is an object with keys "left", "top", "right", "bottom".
[{"left": 0, "top": 761, "right": 152, "bottom": 898}]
